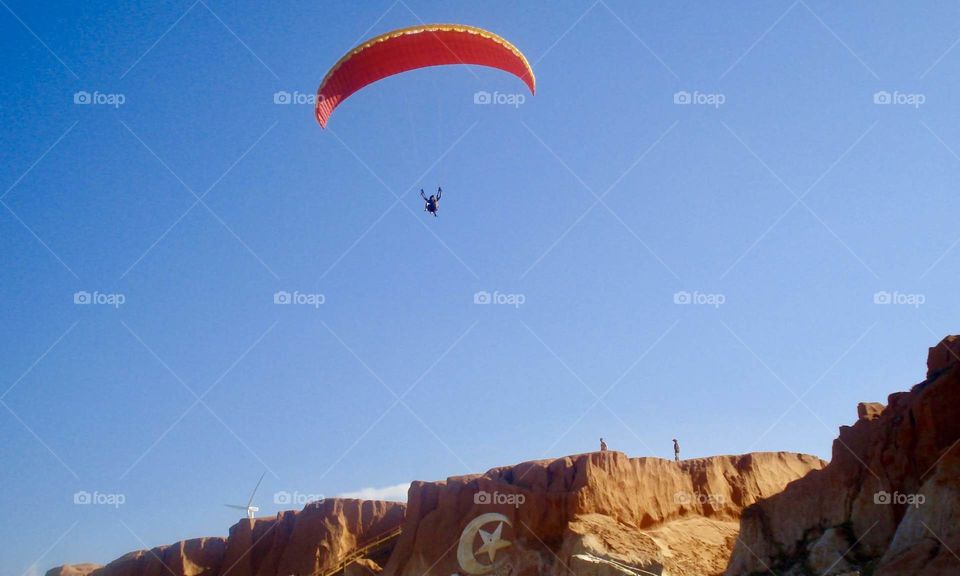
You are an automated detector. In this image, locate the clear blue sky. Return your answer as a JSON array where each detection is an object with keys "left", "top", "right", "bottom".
[{"left": 2, "top": 0, "right": 958, "bottom": 573}]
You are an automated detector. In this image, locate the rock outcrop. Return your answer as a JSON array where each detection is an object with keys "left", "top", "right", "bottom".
[
  {"left": 61, "top": 498, "right": 404, "bottom": 576},
  {"left": 219, "top": 498, "right": 402, "bottom": 576},
  {"left": 51, "top": 452, "right": 819, "bottom": 576},
  {"left": 726, "top": 335, "right": 960, "bottom": 575},
  {"left": 48, "top": 335, "right": 960, "bottom": 576},
  {"left": 45, "top": 565, "right": 102, "bottom": 576},
  {"left": 385, "top": 451, "right": 823, "bottom": 576}
]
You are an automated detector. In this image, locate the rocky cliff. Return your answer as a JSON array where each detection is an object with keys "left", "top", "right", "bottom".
[
  {"left": 386, "top": 451, "right": 822, "bottom": 576},
  {"left": 50, "top": 452, "right": 820, "bottom": 576},
  {"left": 67, "top": 498, "right": 405, "bottom": 576},
  {"left": 48, "top": 335, "right": 960, "bottom": 576},
  {"left": 46, "top": 565, "right": 103, "bottom": 576},
  {"left": 726, "top": 335, "right": 960, "bottom": 576}
]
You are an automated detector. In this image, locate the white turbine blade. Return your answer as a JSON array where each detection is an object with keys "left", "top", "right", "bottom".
[
  {"left": 247, "top": 471, "right": 266, "bottom": 508},
  {"left": 225, "top": 504, "right": 249, "bottom": 510}
]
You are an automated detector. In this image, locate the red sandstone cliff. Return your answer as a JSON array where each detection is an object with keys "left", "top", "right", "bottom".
[
  {"left": 65, "top": 498, "right": 404, "bottom": 576},
  {"left": 50, "top": 452, "right": 819, "bottom": 576},
  {"left": 48, "top": 335, "right": 960, "bottom": 576},
  {"left": 386, "top": 451, "right": 823, "bottom": 576},
  {"left": 46, "top": 565, "right": 103, "bottom": 576},
  {"left": 726, "top": 335, "right": 960, "bottom": 575}
]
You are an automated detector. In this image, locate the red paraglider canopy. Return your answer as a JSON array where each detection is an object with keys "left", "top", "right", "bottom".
[{"left": 316, "top": 24, "right": 536, "bottom": 128}]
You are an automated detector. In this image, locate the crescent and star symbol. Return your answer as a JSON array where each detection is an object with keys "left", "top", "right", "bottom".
[{"left": 456, "top": 513, "right": 513, "bottom": 575}]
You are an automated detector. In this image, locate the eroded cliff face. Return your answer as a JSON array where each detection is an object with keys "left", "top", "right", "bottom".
[
  {"left": 385, "top": 451, "right": 823, "bottom": 576},
  {"left": 45, "top": 564, "right": 103, "bottom": 576},
  {"left": 64, "top": 498, "right": 405, "bottom": 576},
  {"left": 51, "top": 452, "right": 820, "bottom": 576},
  {"left": 726, "top": 335, "right": 960, "bottom": 576},
  {"left": 47, "top": 336, "right": 960, "bottom": 576}
]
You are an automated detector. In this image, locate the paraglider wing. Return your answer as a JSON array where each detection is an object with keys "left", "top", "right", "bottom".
[{"left": 316, "top": 24, "right": 536, "bottom": 128}]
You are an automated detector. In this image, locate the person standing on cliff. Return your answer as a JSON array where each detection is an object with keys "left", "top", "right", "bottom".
[
  {"left": 600, "top": 438, "right": 607, "bottom": 451},
  {"left": 673, "top": 439, "right": 680, "bottom": 462}
]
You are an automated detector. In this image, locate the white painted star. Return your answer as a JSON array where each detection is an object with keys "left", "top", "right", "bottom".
[{"left": 476, "top": 521, "right": 512, "bottom": 563}]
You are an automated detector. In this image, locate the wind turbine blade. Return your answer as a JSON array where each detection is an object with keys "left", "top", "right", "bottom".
[
  {"left": 247, "top": 471, "right": 266, "bottom": 508},
  {"left": 225, "top": 504, "right": 249, "bottom": 510}
]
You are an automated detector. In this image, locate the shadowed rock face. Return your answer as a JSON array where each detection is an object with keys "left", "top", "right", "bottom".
[
  {"left": 385, "top": 451, "right": 823, "bottom": 576},
  {"left": 726, "top": 335, "right": 960, "bottom": 576}
]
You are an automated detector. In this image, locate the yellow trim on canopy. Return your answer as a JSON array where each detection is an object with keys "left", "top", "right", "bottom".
[{"left": 318, "top": 23, "right": 536, "bottom": 93}]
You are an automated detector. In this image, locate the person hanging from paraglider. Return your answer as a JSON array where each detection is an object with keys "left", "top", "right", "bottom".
[{"left": 421, "top": 186, "right": 442, "bottom": 217}]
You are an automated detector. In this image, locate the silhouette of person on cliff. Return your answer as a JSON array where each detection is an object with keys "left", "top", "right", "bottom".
[
  {"left": 421, "top": 186, "right": 442, "bottom": 217},
  {"left": 673, "top": 439, "right": 680, "bottom": 462},
  {"left": 600, "top": 438, "right": 608, "bottom": 452}
]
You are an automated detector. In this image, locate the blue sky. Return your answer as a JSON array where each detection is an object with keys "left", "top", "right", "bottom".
[{"left": 2, "top": 0, "right": 959, "bottom": 573}]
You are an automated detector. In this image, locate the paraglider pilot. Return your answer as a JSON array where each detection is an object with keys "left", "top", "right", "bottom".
[{"left": 421, "top": 187, "right": 442, "bottom": 217}]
